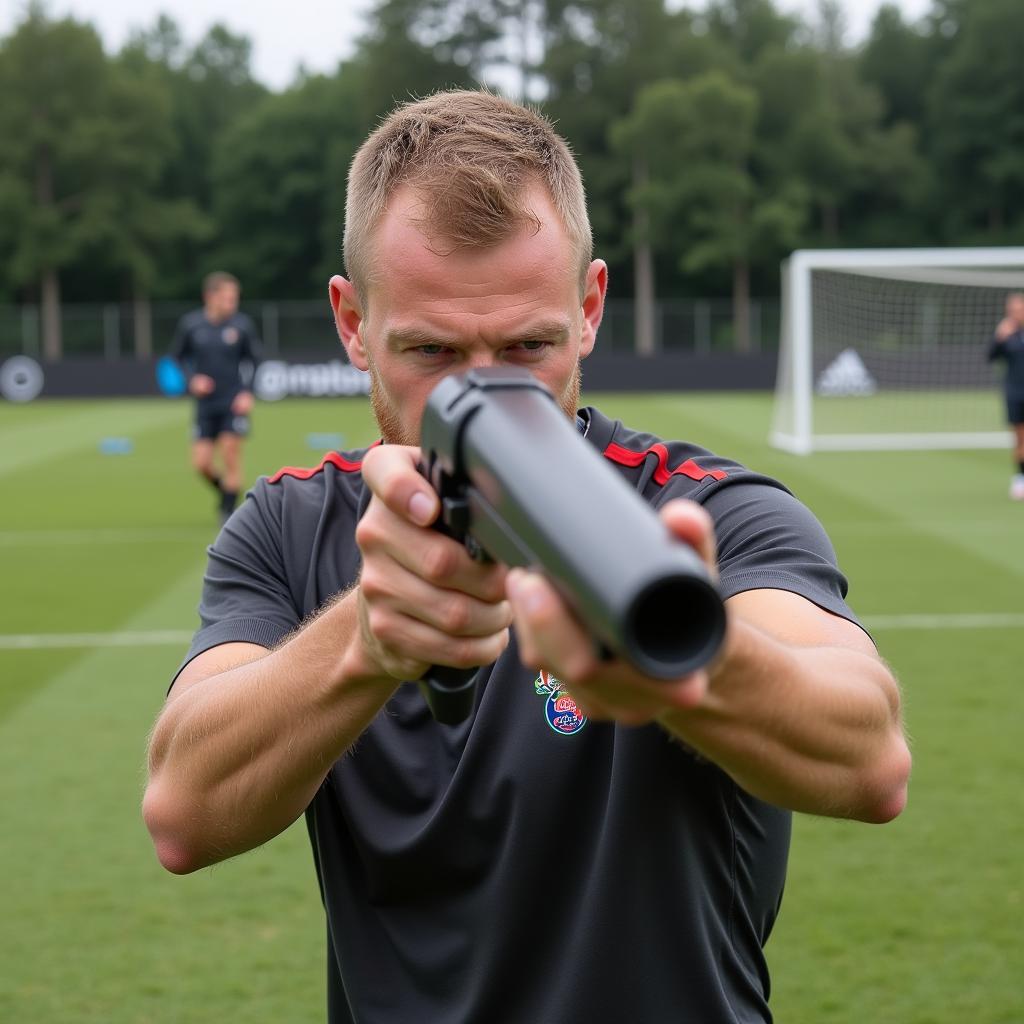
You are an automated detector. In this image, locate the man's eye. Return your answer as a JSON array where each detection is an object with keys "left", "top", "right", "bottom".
[
  {"left": 416, "top": 344, "right": 449, "bottom": 356},
  {"left": 507, "top": 340, "right": 548, "bottom": 355}
]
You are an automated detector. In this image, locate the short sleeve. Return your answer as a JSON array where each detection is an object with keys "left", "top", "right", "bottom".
[
  {"left": 695, "top": 477, "right": 861, "bottom": 628},
  {"left": 174, "top": 479, "right": 302, "bottom": 681},
  {"left": 171, "top": 317, "right": 193, "bottom": 374},
  {"left": 239, "top": 313, "right": 262, "bottom": 366}
]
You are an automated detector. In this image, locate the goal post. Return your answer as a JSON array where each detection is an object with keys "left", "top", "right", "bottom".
[{"left": 771, "top": 247, "right": 1024, "bottom": 454}]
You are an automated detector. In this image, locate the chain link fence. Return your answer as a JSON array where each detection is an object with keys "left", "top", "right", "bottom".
[{"left": 0, "top": 298, "right": 781, "bottom": 360}]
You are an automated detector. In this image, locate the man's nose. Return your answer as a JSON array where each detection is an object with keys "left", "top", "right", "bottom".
[{"left": 464, "top": 349, "right": 504, "bottom": 371}]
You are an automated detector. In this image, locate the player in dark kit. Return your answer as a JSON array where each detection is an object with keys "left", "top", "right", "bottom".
[
  {"left": 144, "top": 92, "right": 910, "bottom": 1024},
  {"left": 988, "top": 291, "right": 1024, "bottom": 500},
  {"left": 171, "top": 272, "right": 260, "bottom": 522}
]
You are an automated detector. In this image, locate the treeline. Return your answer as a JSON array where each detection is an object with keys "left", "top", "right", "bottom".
[{"left": 2, "top": 0, "right": 1023, "bottom": 357}]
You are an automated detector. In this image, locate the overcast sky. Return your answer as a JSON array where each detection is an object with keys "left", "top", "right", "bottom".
[{"left": 1, "top": 0, "right": 932, "bottom": 91}]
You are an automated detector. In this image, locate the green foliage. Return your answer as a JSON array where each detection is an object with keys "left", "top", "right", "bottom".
[
  {"left": 209, "top": 74, "right": 362, "bottom": 297},
  {"left": 118, "top": 17, "right": 267, "bottom": 298},
  {"left": 859, "top": 3, "right": 932, "bottom": 126},
  {"left": 0, "top": 13, "right": 114, "bottom": 288},
  {"left": 2, "top": 0, "right": 1024, "bottom": 343},
  {"left": 927, "top": 0, "right": 1024, "bottom": 238},
  {"left": 347, "top": 0, "right": 476, "bottom": 124},
  {"left": 704, "top": 0, "right": 798, "bottom": 63}
]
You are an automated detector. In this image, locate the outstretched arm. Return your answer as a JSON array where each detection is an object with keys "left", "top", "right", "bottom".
[
  {"left": 143, "top": 600, "right": 390, "bottom": 874},
  {"left": 506, "top": 500, "right": 910, "bottom": 823},
  {"left": 143, "top": 446, "right": 512, "bottom": 873},
  {"left": 989, "top": 317, "right": 1016, "bottom": 361}
]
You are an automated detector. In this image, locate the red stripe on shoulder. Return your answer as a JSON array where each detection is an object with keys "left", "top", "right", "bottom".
[
  {"left": 268, "top": 442, "right": 380, "bottom": 484},
  {"left": 603, "top": 440, "right": 727, "bottom": 485}
]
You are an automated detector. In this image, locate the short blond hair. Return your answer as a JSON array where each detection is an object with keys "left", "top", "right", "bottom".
[
  {"left": 202, "top": 271, "right": 239, "bottom": 295},
  {"left": 343, "top": 90, "right": 592, "bottom": 306}
]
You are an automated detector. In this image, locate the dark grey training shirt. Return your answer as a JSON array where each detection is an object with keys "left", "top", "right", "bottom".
[
  {"left": 179, "top": 407, "right": 860, "bottom": 1024},
  {"left": 171, "top": 309, "right": 260, "bottom": 412}
]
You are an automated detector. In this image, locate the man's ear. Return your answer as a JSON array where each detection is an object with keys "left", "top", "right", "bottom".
[
  {"left": 329, "top": 275, "right": 369, "bottom": 371},
  {"left": 579, "top": 260, "right": 608, "bottom": 359}
]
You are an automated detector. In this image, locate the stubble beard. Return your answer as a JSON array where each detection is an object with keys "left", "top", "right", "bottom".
[
  {"left": 368, "top": 369, "right": 417, "bottom": 447},
  {"left": 368, "top": 359, "right": 584, "bottom": 447}
]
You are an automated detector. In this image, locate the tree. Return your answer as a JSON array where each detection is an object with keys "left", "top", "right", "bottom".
[
  {"left": 928, "top": 0, "right": 1024, "bottom": 238},
  {"left": 120, "top": 18, "right": 267, "bottom": 298},
  {"left": 543, "top": 0, "right": 732, "bottom": 352},
  {"left": 347, "top": 0, "right": 477, "bottom": 128},
  {"left": 210, "top": 72, "right": 365, "bottom": 298},
  {"left": 704, "top": 0, "right": 798, "bottom": 64},
  {"left": 0, "top": 8, "right": 191, "bottom": 359},
  {"left": 749, "top": 41, "right": 927, "bottom": 247},
  {"left": 613, "top": 72, "right": 806, "bottom": 352},
  {"left": 860, "top": 3, "right": 932, "bottom": 127},
  {"left": 99, "top": 55, "right": 209, "bottom": 355}
]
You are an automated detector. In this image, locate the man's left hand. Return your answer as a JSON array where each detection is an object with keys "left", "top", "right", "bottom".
[
  {"left": 507, "top": 499, "right": 723, "bottom": 726},
  {"left": 231, "top": 391, "right": 254, "bottom": 415}
]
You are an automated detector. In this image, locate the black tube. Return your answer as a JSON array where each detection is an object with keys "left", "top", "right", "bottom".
[{"left": 417, "top": 367, "right": 725, "bottom": 723}]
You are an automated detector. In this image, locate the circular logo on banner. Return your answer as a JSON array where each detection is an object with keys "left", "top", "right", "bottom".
[{"left": 0, "top": 356, "right": 44, "bottom": 402}]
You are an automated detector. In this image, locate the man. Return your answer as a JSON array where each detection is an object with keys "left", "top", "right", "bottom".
[
  {"left": 144, "top": 91, "right": 909, "bottom": 1023},
  {"left": 171, "top": 271, "right": 260, "bottom": 522},
  {"left": 988, "top": 291, "right": 1024, "bottom": 500}
]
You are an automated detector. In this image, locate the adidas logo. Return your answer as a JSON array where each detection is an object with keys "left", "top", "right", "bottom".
[{"left": 816, "top": 348, "right": 877, "bottom": 397}]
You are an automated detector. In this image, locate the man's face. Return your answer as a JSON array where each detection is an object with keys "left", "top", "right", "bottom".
[
  {"left": 205, "top": 283, "right": 240, "bottom": 322},
  {"left": 1006, "top": 295, "right": 1024, "bottom": 327},
  {"left": 331, "top": 184, "right": 607, "bottom": 445}
]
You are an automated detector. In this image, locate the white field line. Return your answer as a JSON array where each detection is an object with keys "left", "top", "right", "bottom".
[
  {"left": 0, "top": 630, "right": 194, "bottom": 650},
  {"left": 1, "top": 614, "right": 1022, "bottom": 652}
]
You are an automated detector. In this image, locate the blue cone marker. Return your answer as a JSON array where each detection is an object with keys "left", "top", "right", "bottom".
[
  {"left": 99, "top": 437, "right": 134, "bottom": 455},
  {"left": 306, "top": 432, "right": 345, "bottom": 450}
]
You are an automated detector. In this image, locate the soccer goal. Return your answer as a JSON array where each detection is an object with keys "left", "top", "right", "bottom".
[{"left": 771, "top": 248, "right": 1024, "bottom": 454}]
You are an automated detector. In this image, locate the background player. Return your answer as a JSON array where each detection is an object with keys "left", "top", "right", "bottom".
[
  {"left": 171, "top": 272, "right": 260, "bottom": 522},
  {"left": 988, "top": 291, "right": 1024, "bottom": 500}
]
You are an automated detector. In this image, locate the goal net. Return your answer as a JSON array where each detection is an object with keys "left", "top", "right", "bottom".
[{"left": 771, "top": 248, "right": 1024, "bottom": 453}]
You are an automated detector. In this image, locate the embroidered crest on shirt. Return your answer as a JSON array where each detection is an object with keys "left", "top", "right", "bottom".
[
  {"left": 222, "top": 326, "right": 240, "bottom": 344},
  {"left": 534, "top": 670, "right": 587, "bottom": 735}
]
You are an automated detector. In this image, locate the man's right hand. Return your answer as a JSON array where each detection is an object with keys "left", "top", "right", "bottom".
[
  {"left": 189, "top": 373, "right": 215, "bottom": 396},
  {"left": 995, "top": 317, "right": 1016, "bottom": 341},
  {"left": 355, "top": 445, "right": 512, "bottom": 682}
]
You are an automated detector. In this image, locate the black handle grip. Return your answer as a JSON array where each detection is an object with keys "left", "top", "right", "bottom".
[{"left": 419, "top": 665, "right": 479, "bottom": 725}]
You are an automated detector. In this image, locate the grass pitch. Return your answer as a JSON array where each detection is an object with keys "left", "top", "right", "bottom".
[{"left": 1, "top": 393, "right": 1021, "bottom": 1023}]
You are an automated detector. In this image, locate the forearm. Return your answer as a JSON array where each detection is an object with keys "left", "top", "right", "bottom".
[
  {"left": 659, "top": 619, "right": 910, "bottom": 822},
  {"left": 144, "top": 592, "right": 395, "bottom": 872}
]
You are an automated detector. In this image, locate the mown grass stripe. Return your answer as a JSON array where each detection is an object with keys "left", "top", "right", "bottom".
[
  {"left": 864, "top": 612, "right": 1024, "bottom": 630},
  {"left": 0, "top": 564, "right": 323, "bottom": 1023},
  {"left": 0, "top": 401, "right": 186, "bottom": 477},
  {"left": 0, "top": 527, "right": 209, "bottom": 546},
  {"left": 0, "top": 629, "right": 195, "bottom": 649}
]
